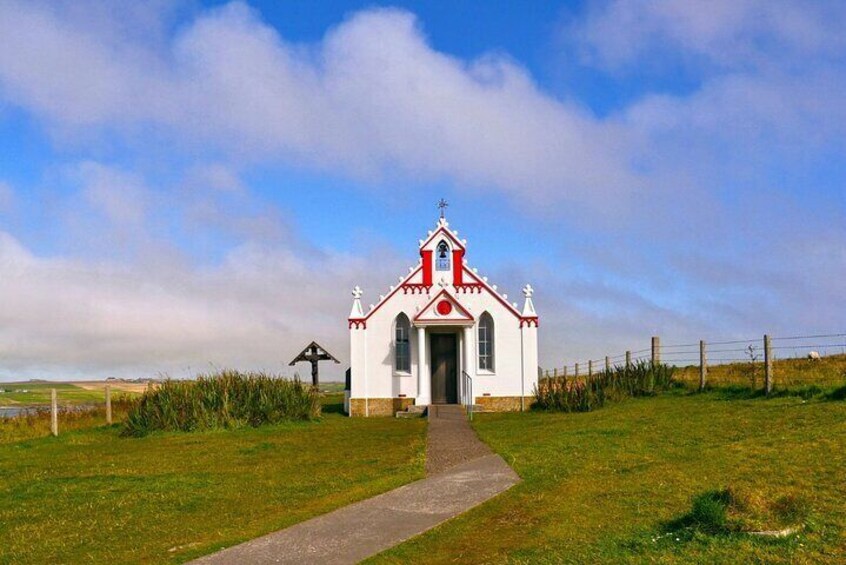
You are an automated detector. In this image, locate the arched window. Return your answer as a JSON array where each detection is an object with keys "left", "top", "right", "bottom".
[
  {"left": 395, "top": 314, "right": 411, "bottom": 373},
  {"left": 436, "top": 240, "right": 450, "bottom": 271},
  {"left": 478, "top": 312, "right": 495, "bottom": 372}
]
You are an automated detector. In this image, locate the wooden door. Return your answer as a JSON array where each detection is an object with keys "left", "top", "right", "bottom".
[{"left": 430, "top": 334, "right": 458, "bottom": 404}]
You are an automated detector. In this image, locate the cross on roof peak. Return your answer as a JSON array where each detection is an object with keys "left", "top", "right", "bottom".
[{"left": 437, "top": 198, "right": 448, "bottom": 219}]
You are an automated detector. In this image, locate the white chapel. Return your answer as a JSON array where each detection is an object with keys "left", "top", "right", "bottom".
[{"left": 345, "top": 208, "right": 539, "bottom": 416}]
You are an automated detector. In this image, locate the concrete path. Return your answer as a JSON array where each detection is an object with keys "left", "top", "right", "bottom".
[
  {"left": 425, "top": 404, "right": 493, "bottom": 475},
  {"left": 190, "top": 405, "right": 518, "bottom": 565}
]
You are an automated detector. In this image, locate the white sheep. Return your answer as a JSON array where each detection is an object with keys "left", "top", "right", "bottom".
[{"left": 807, "top": 351, "right": 821, "bottom": 361}]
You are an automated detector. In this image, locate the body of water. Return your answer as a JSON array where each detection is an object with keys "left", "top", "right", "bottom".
[
  {"left": 0, "top": 404, "right": 99, "bottom": 419},
  {"left": 0, "top": 406, "right": 40, "bottom": 418}
]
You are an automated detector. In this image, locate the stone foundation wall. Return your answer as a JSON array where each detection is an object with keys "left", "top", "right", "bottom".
[
  {"left": 475, "top": 396, "right": 534, "bottom": 412},
  {"left": 348, "top": 397, "right": 415, "bottom": 417},
  {"left": 348, "top": 396, "right": 531, "bottom": 416}
]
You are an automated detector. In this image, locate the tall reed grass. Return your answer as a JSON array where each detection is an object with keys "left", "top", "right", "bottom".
[
  {"left": 534, "top": 361, "right": 675, "bottom": 412},
  {"left": 123, "top": 371, "right": 321, "bottom": 437}
]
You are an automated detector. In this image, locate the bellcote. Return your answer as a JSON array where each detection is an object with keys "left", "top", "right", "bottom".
[{"left": 418, "top": 217, "right": 466, "bottom": 287}]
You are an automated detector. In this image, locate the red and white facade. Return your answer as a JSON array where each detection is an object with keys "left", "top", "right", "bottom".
[{"left": 346, "top": 216, "right": 538, "bottom": 416}]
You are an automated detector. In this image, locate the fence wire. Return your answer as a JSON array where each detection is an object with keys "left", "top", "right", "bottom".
[{"left": 545, "top": 331, "right": 846, "bottom": 387}]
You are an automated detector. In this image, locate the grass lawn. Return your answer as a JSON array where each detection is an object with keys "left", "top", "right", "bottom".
[
  {"left": 371, "top": 391, "right": 846, "bottom": 564},
  {"left": 0, "top": 396, "right": 426, "bottom": 564}
]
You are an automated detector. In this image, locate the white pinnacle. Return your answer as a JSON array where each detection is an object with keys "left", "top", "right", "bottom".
[
  {"left": 522, "top": 283, "right": 536, "bottom": 317},
  {"left": 349, "top": 286, "right": 364, "bottom": 318}
]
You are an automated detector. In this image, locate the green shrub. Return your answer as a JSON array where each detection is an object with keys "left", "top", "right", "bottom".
[
  {"left": 534, "top": 361, "right": 676, "bottom": 412},
  {"left": 826, "top": 384, "right": 846, "bottom": 400},
  {"left": 689, "top": 490, "right": 731, "bottom": 534},
  {"left": 122, "top": 371, "right": 320, "bottom": 437}
]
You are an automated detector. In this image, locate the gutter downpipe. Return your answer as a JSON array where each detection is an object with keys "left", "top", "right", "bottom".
[{"left": 364, "top": 330, "right": 369, "bottom": 417}]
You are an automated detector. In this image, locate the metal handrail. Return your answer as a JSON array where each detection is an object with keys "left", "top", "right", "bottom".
[{"left": 462, "top": 370, "right": 474, "bottom": 421}]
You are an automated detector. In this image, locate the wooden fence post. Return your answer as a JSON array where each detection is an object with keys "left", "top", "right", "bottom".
[
  {"left": 553, "top": 368, "right": 558, "bottom": 378},
  {"left": 588, "top": 360, "right": 593, "bottom": 377},
  {"left": 605, "top": 356, "right": 611, "bottom": 372},
  {"left": 699, "top": 340, "right": 707, "bottom": 392},
  {"left": 764, "top": 334, "right": 773, "bottom": 395},
  {"left": 575, "top": 363, "right": 580, "bottom": 378},
  {"left": 651, "top": 336, "right": 661, "bottom": 365},
  {"left": 562, "top": 366, "right": 568, "bottom": 378},
  {"left": 51, "top": 388, "right": 58, "bottom": 437},
  {"left": 625, "top": 350, "right": 631, "bottom": 368},
  {"left": 105, "top": 384, "right": 112, "bottom": 424}
]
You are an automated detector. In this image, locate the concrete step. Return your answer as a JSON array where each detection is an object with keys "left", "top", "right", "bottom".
[
  {"left": 395, "top": 410, "right": 425, "bottom": 418},
  {"left": 396, "top": 404, "right": 427, "bottom": 418}
]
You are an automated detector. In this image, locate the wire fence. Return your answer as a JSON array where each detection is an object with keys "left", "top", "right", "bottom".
[
  {"left": 0, "top": 385, "right": 139, "bottom": 443},
  {"left": 544, "top": 332, "right": 846, "bottom": 392}
]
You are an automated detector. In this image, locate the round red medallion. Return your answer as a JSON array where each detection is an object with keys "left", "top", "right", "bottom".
[{"left": 436, "top": 300, "right": 453, "bottom": 315}]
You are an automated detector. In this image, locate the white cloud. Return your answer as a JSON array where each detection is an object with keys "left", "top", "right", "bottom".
[
  {"left": 0, "top": 1, "right": 640, "bottom": 209},
  {"left": 0, "top": 229, "right": 406, "bottom": 380},
  {"left": 1, "top": 1, "right": 841, "bottom": 217},
  {"left": 571, "top": 0, "right": 846, "bottom": 71},
  {"left": 77, "top": 162, "right": 149, "bottom": 227}
]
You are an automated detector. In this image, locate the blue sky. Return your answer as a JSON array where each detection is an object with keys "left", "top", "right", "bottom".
[{"left": 0, "top": 0, "right": 844, "bottom": 380}]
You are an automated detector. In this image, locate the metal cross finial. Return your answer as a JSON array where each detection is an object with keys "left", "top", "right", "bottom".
[
  {"left": 522, "top": 284, "right": 534, "bottom": 298},
  {"left": 437, "top": 198, "right": 448, "bottom": 219},
  {"left": 352, "top": 285, "right": 363, "bottom": 299}
]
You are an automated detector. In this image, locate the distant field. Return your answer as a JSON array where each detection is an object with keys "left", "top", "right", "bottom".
[
  {"left": 0, "top": 379, "right": 342, "bottom": 407},
  {"left": 372, "top": 391, "right": 846, "bottom": 564},
  {"left": 316, "top": 381, "right": 346, "bottom": 393},
  {"left": 0, "top": 382, "right": 116, "bottom": 406},
  {"left": 0, "top": 394, "right": 426, "bottom": 564}
]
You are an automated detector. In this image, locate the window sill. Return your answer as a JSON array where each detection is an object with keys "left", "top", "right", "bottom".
[
  {"left": 394, "top": 372, "right": 413, "bottom": 378},
  {"left": 476, "top": 370, "right": 496, "bottom": 376}
]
